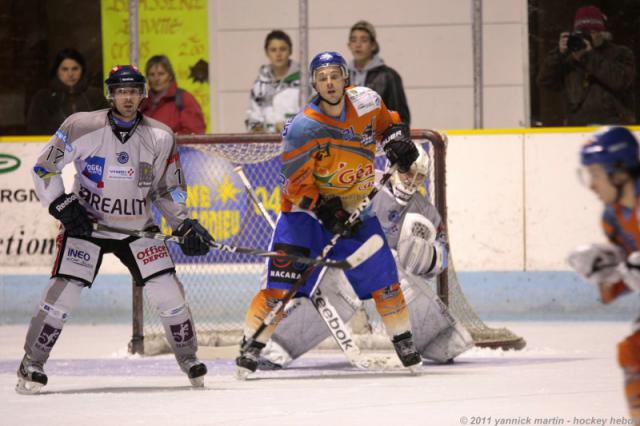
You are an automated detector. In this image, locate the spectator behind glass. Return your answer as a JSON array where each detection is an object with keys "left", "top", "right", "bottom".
[
  {"left": 348, "top": 20, "right": 411, "bottom": 126},
  {"left": 139, "top": 55, "right": 206, "bottom": 134},
  {"left": 246, "top": 30, "right": 301, "bottom": 133},
  {"left": 537, "top": 5, "right": 636, "bottom": 125},
  {"left": 27, "top": 48, "right": 108, "bottom": 134}
]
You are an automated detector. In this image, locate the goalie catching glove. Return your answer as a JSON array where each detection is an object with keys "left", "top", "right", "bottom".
[
  {"left": 173, "top": 218, "right": 215, "bottom": 256},
  {"left": 397, "top": 213, "right": 447, "bottom": 277},
  {"left": 48, "top": 193, "right": 93, "bottom": 237},
  {"left": 382, "top": 124, "right": 418, "bottom": 173},
  {"left": 313, "top": 196, "right": 360, "bottom": 238}
]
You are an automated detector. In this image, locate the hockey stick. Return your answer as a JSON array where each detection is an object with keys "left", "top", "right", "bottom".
[
  {"left": 234, "top": 165, "right": 369, "bottom": 368},
  {"left": 241, "top": 164, "right": 397, "bottom": 355},
  {"left": 92, "top": 223, "right": 370, "bottom": 270}
]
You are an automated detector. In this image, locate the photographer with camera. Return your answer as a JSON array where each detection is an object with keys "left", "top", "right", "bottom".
[{"left": 537, "top": 5, "right": 636, "bottom": 126}]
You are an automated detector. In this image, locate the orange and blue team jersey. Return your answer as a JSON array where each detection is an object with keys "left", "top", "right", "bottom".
[
  {"left": 280, "top": 86, "right": 401, "bottom": 213},
  {"left": 602, "top": 178, "right": 640, "bottom": 254}
]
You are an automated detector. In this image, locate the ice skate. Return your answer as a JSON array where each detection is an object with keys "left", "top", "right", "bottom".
[
  {"left": 179, "top": 357, "right": 207, "bottom": 387},
  {"left": 16, "top": 354, "right": 48, "bottom": 395},
  {"left": 392, "top": 331, "right": 423, "bottom": 374},
  {"left": 235, "top": 339, "right": 265, "bottom": 380}
]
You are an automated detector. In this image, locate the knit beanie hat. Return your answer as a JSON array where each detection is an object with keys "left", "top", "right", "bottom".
[{"left": 574, "top": 6, "right": 606, "bottom": 31}]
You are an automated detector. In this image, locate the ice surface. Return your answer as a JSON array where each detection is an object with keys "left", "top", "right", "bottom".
[{"left": 0, "top": 322, "right": 633, "bottom": 426}]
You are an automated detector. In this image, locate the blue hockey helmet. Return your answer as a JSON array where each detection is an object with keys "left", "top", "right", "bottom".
[
  {"left": 309, "top": 51, "right": 349, "bottom": 84},
  {"left": 580, "top": 126, "right": 640, "bottom": 174},
  {"left": 105, "top": 65, "right": 147, "bottom": 99}
]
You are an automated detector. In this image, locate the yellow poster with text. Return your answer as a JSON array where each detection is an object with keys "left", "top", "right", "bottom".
[{"left": 100, "top": 0, "right": 210, "bottom": 131}]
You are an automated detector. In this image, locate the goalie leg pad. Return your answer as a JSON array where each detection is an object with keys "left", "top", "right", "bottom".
[
  {"left": 267, "top": 267, "right": 359, "bottom": 363},
  {"left": 400, "top": 273, "right": 473, "bottom": 362},
  {"left": 145, "top": 273, "right": 198, "bottom": 358},
  {"left": 618, "top": 331, "right": 640, "bottom": 420},
  {"left": 23, "top": 277, "right": 83, "bottom": 365}
]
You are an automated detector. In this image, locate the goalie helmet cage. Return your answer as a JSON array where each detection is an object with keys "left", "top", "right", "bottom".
[{"left": 129, "top": 131, "right": 525, "bottom": 355}]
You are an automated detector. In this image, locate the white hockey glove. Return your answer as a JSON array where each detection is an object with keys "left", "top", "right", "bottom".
[
  {"left": 617, "top": 251, "right": 640, "bottom": 292},
  {"left": 397, "top": 213, "right": 445, "bottom": 276},
  {"left": 567, "top": 243, "right": 625, "bottom": 286}
]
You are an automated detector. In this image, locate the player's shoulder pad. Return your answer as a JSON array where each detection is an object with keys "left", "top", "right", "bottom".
[
  {"left": 346, "top": 86, "right": 382, "bottom": 117},
  {"left": 56, "top": 109, "right": 110, "bottom": 144},
  {"left": 142, "top": 114, "right": 174, "bottom": 137},
  {"left": 282, "top": 111, "right": 320, "bottom": 148}
]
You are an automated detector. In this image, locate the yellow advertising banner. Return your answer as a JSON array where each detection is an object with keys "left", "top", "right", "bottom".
[{"left": 100, "top": 0, "right": 210, "bottom": 131}]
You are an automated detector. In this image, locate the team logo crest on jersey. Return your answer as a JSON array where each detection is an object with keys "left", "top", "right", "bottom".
[
  {"left": 116, "top": 151, "right": 129, "bottom": 164},
  {"left": 342, "top": 127, "right": 356, "bottom": 141},
  {"left": 36, "top": 324, "right": 61, "bottom": 350},
  {"left": 82, "top": 156, "right": 105, "bottom": 188},
  {"left": 388, "top": 210, "right": 400, "bottom": 223},
  {"left": 170, "top": 320, "right": 194, "bottom": 343},
  {"left": 138, "top": 162, "right": 153, "bottom": 187},
  {"left": 361, "top": 121, "right": 375, "bottom": 146}
]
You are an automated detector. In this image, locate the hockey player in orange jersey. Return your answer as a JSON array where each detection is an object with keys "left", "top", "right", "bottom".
[
  {"left": 235, "top": 51, "right": 421, "bottom": 378},
  {"left": 568, "top": 126, "right": 640, "bottom": 422}
]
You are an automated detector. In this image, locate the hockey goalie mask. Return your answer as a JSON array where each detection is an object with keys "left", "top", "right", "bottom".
[{"left": 389, "top": 142, "right": 430, "bottom": 205}]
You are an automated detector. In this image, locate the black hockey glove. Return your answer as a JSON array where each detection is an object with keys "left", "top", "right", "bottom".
[
  {"left": 382, "top": 124, "right": 418, "bottom": 173},
  {"left": 173, "top": 218, "right": 214, "bottom": 256},
  {"left": 313, "top": 196, "right": 360, "bottom": 238},
  {"left": 48, "top": 193, "right": 93, "bottom": 237}
]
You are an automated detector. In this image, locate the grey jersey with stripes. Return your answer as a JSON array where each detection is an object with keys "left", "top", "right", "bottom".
[{"left": 32, "top": 109, "right": 188, "bottom": 239}]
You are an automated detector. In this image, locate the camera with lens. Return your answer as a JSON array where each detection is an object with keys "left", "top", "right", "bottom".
[{"left": 567, "top": 30, "right": 592, "bottom": 53}]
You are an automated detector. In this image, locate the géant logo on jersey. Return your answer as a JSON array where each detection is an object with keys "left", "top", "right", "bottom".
[
  {"left": 336, "top": 163, "right": 374, "bottom": 185},
  {"left": 136, "top": 245, "right": 169, "bottom": 265},
  {"left": 82, "top": 156, "right": 105, "bottom": 187},
  {"left": 78, "top": 185, "right": 146, "bottom": 216}
]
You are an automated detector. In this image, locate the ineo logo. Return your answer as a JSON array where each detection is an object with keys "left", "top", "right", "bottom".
[
  {"left": 0, "top": 154, "right": 21, "bottom": 174},
  {"left": 67, "top": 248, "right": 91, "bottom": 261}
]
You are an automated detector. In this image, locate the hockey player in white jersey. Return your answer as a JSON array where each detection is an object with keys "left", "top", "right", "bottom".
[
  {"left": 16, "top": 65, "right": 214, "bottom": 394},
  {"left": 260, "top": 142, "right": 473, "bottom": 369}
]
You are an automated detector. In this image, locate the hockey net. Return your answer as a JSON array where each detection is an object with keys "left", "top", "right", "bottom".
[{"left": 132, "top": 131, "right": 525, "bottom": 355}]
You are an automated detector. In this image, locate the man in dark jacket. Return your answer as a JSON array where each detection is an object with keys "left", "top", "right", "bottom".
[
  {"left": 348, "top": 20, "right": 411, "bottom": 126},
  {"left": 537, "top": 5, "right": 636, "bottom": 126}
]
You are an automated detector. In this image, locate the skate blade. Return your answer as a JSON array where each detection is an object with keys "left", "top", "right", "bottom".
[
  {"left": 235, "top": 366, "right": 253, "bottom": 381},
  {"left": 189, "top": 376, "right": 205, "bottom": 388},
  {"left": 407, "top": 363, "right": 423, "bottom": 375},
  {"left": 15, "top": 378, "right": 44, "bottom": 395}
]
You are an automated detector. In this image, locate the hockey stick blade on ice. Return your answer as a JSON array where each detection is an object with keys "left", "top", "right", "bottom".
[{"left": 92, "top": 223, "right": 376, "bottom": 270}]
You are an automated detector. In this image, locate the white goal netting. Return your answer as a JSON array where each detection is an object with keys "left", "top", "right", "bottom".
[{"left": 132, "top": 132, "right": 525, "bottom": 355}]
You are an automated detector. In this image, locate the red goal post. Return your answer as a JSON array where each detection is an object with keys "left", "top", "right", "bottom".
[{"left": 129, "top": 131, "right": 525, "bottom": 355}]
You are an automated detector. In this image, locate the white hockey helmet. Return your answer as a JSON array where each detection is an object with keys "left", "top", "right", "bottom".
[{"left": 389, "top": 142, "right": 430, "bottom": 205}]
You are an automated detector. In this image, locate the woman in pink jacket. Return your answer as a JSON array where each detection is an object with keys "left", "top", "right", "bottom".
[{"left": 140, "top": 55, "right": 206, "bottom": 134}]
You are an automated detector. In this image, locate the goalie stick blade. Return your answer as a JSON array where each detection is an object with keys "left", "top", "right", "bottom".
[{"left": 344, "top": 234, "right": 384, "bottom": 269}]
